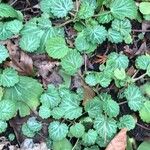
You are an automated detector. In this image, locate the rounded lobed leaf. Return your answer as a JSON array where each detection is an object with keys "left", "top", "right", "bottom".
[
  {"left": 39, "top": 105, "right": 51, "bottom": 119},
  {"left": 26, "top": 117, "right": 42, "bottom": 132},
  {"left": 124, "top": 84, "right": 144, "bottom": 111},
  {"left": 85, "top": 97, "right": 103, "bottom": 118},
  {"left": 0, "top": 68, "right": 19, "bottom": 87},
  {"left": 52, "top": 138, "right": 72, "bottom": 150},
  {"left": 40, "top": 84, "right": 61, "bottom": 109},
  {"left": 94, "top": 115, "right": 117, "bottom": 138},
  {"left": 117, "top": 115, "right": 136, "bottom": 130},
  {"left": 85, "top": 25, "right": 107, "bottom": 44},
  {"left": 82, "top": 129, "right": 98, "bottom": 146},
  {"left": 48, "top": 121, "right": 68, "bottom": 141},
  {"left": 139, "top": 2, "right": 150, "bottom": 15},
  {"left": 61, "top": 49, "right": 83, "bottom": 75},
  {"left": 139, "top": 101, "right": 150, "bottom": 123},
  {"left": 22, "top": 124, "right": 35, "bottom": 138},
  {"left": 3, "top": 76, "right": 43, "bottom": 117},
  {"left": 0, "top": 100, "right": 16, "bottom": 121},
  {"left": 50, "top": 0, "right": 73, "bottom": 18},
  {"left": 46, "top": 37, "right": 69, "bottom": 59},
  {"left": 0, "top": 3, "right": 18, "bottom": 18},
  {"left": 110, "top": 0, "right": 137, "bottom": 19},
  {"left": 111, "top": 19, "right": 131, "bottom": 36},
  {"left": 103, "top": 98, "right": 120, "bottom": 118},
  {"left": 70, "top": 123, "right": 85, "bottom": 138},
  {"left": 135, "top": 55, "right": 150, "bottom": 70},
  {"left": 108, "top": 28, "right": 123, "bottom": 43}
]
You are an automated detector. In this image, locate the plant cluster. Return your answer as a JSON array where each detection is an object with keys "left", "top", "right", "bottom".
[{"left": 0, "top": 0, "right": 150, "bottom": 149}]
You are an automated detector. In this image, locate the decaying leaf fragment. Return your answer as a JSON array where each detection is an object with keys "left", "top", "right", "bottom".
[{"left": 105, "top": 128, "right": 127, "bottom": 150}]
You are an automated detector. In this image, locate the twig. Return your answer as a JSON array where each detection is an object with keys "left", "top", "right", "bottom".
[
  {"left": 136, "top": 123, "right": 150, "bottom": 131},
  {"left": 132, "top": 70, "right": 139, "bottom": 79},
  {"left": 132, "top": 29, "right": 150, "bottom": 32},
  {"left": 72, "top": 139, "right": 79, "bottom": 150},
  {"left": 10, "top": 0, "right": 18, "bottom": 6},
  {"left": 133, "top": 73, "right": 147, "bottom": 82},
  {"left": 84, "top": 53, "right": 87, "bottom": 72},
  {"left": 119, "top": 101, "right": 128, "bottom": 105},
  {"left": 58, "top": 19, "right": 74, "bottom": 27}
]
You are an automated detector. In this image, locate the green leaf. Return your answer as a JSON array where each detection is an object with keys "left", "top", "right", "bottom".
[
  {"left": 108, "top": 28, "right": 123, "bottom": 43},
  {"left": 0, "top": 45, "right": 9, "bottom": 64},
  {"left": 51, "top": 107, "right": 65, "bottom": 119},
  {"left": 50, "top": 0, "right": 73, "bottom": 18},
  {"left": 19, "top": 34, "right": 41, "bottom": 52},
  {"left": 6, "top": 20, "right": 23, "bottom": 34},
  {"left": 138, "top": 141, "right": 150, "bottom": 150},
  {"left": 46, "top": 37, "right": 69, "bottom": 59},
  {"left": 48, "top": 121, "right": 68, "bottom": 141},
  {"left": 103, "top": 97, "right": 120, "bottom": 117},
  {"left": 135, "top": 54, "right": 150, "bottom": 70},
  {"left": 40, "top": 84, "right": 61, "bottom": 109},
  {"left": 70, "top": 123, "right": 85, "bottom": 138},
  {"left": 0, "top": 3, "right": 18, "bottom": 18},
  {"left": 94, "top": 115, "right": 117, "bottom": 138},
  {"left": 22, "top": 124, "right": 35, "bottom": 138},
  {"left": 124, "top": 33, "right": 133, "bottom": 44},
  {"left": 0, "top": 100, "right": 16, "bottom": 121},
  {"left": 61, "top": 50, "right": 83, "bottom": 75},
  {"left": 114, "top": 68, "right": 126, "bottom": 80},
  {"left": 59, "top": 94, "right": 82, "bottom": 120},
  {"left": 97, "top": 11, "right": 113, "bottom": 24},
  {"left": 85, "top": 97, "right": 103, "bottom": 118},
  {"left": 124, "top": 85, "right": 144, "bottom": 111},
  {"left": 85, "top": 25, "right": 107, "bottom": 44},
  {"left": 110, "top": 0, "right": 137, "bottom": 19},
  {"left": 117, "top": 115, "right": 136, "bottom": 130},
  {"left": 77, "top": 1, "right": 95, "bottom": 19},
  {"left": 139, "top": 2, "right": 150, "bottom": 15},
  {"left": 82, "top": 129, "right": 97, "bottom": 146},
  {"left": 26, "top": 117, "right": 42, "bottom": 132},
  {"left": 85, "top": 72, "right": 98, "bottom": 86},
  {"left": 139, "top": 101, "right": 150, "bottom": 123},
  {"left": 0, "top": 23, "right": 14, "bottom": 40},
  {"left": 39, "top": 105, "right": 51, "bottom": 119},
  {"left": 3, "top": 76, "right": 43, "bottom": 117},
  {"left": 96, "top": 72, "right": 112, "bottom": 88},
  {"left": 53, "top": 138, "right": 72, "bottom": 150},
  {"left": 75, "top": 32, "right": 90, "bottom": 52},
  {"left": 0, "top": 120, "right": 7, "bottom": 133},
  {"left": 0, "top": 68, "right": 19, "bottom": 87},
  {"left": 40, "top": 0, "right": 52, "bottom": 14},
  {"left": 111, "top": 19, "right": 131, "bottom": 36},
  {"left": 106, "top": 52, "right": 129, "bottom": 69}
]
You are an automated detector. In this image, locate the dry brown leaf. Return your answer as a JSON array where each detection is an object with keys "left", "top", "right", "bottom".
[
  {"left": 6, "top": 40, "right": 34, "bottom": 76},
  {"left": 105, "top": 128, "right": 127, "bottom": 150}
]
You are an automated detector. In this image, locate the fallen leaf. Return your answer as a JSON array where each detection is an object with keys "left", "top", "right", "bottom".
[
  {"left": 6, "top": 40, "right": 34, "bottom": 76},
  {"left": 105, "top": 128, "right": 127, "bottom": 150}
]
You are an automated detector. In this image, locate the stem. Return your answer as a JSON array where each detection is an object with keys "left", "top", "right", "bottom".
[
  {"left": 84, "top": 53, "right": 87, "bottom": 72},
  {"left": 58, "top": 19, "right": 74, "bottom": 27},
  {"left": 133, "top": 73, "right": 147, "bottom": 82},
  {"left": 132, "top": 29, "right": 150, "bottom": 32},
  {"left": 136, "top": 123, "right": 150, "bottom": 131},
  {"left": 72, "top": 139, "right": 79, "bottom": 150},
  {"left": 119, "top": 101, "right": 128, "bottom": 105},
  {"left": 132, "top": 70, "right": 139, "bottom": 79}
]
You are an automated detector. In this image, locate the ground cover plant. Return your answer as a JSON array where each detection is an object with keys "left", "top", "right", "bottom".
[{"left": 0, "top": 0, "right": 150, "bottom": 149}]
